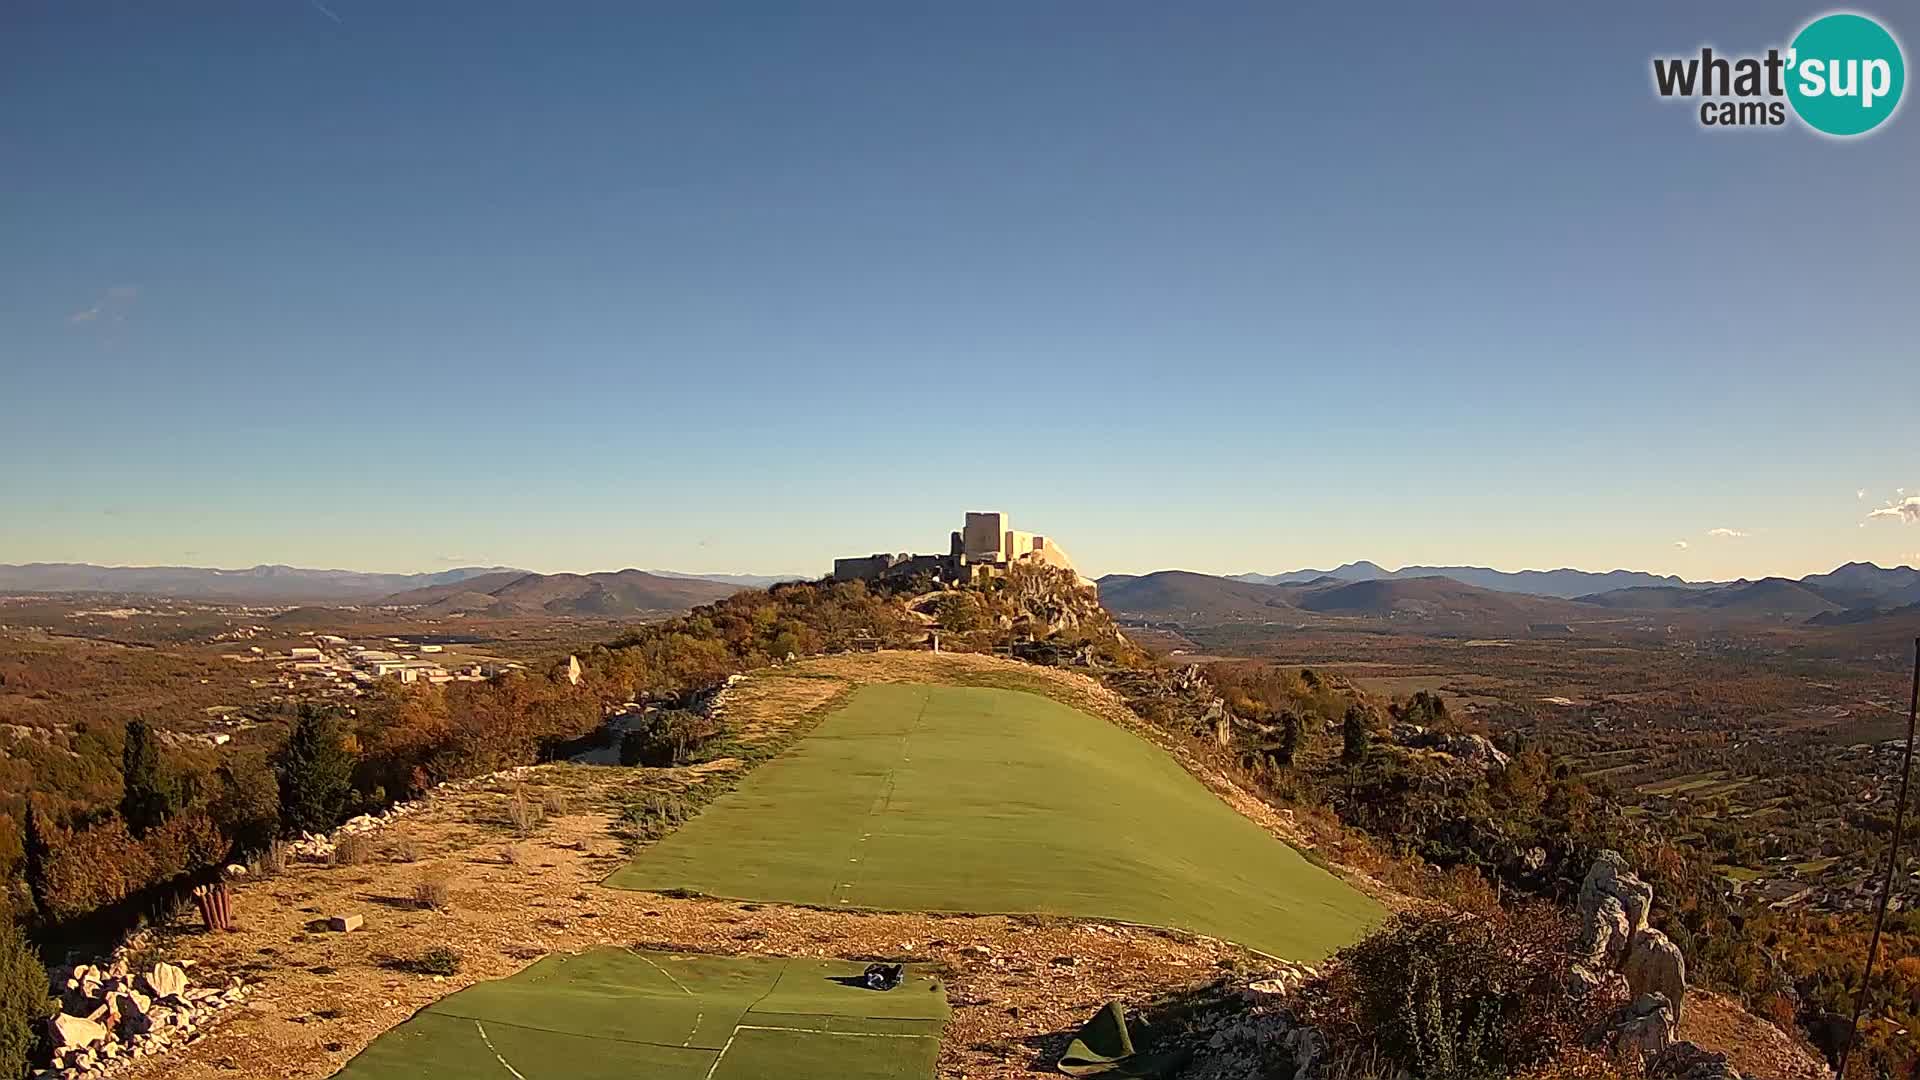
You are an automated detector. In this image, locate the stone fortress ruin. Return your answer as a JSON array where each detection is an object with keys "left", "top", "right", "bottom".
[{"left": 832, "top": 511, "right": 1088, "bottom": 588}]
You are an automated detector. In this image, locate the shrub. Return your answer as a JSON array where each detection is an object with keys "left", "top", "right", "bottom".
[
  {"left": 619, "top": 710, "right": 722, "bottom": 767},
  {"left": 277, "top": 707, "right": 356, "bottom": 836},
  {"left": 332, "top": 834, "right": 373, "bottom": 867},
  {"left": 34, "top": 818, "right": 155, "bottom": 923},
  {"left": 411, "top": 945, "right": 462, "bottom": 976},
  {"left": 541, "top": 789, "right": 570, "bottom": 817},
  {"left": 621, "top": 790, "right": 693, "bottom": 842},
  {"left": 120, "top": 719, "right": 180, "bottom": 838},
  {"left": 143, "top": 812, "right": 227, "bottom": 881},
  {"left": 1314, "top": 908, "right": 1587, "bottom": 1080},
  {"left": 0, "top": 919, "right": 49, "bottom": 1079},
  {"left": 414, "top": 870, "right": 453, "bottom": 911},
  {"left": 390, "top": 837, "right": 422, "bottom": 863},
  {"left": 506, "top": 787, "right": 541, "bottom": 835}
]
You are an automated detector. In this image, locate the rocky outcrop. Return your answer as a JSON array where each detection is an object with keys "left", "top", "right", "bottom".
[
  {"left": 1623, "top": 929, "right": 1688, "bottom": 1022},
  {"left": 1574, "top": 851, "right": 1687, "bottom": 1024},
  {"left": 1650, "top": 1041, "right": 1748, "bottom": 1080},
  {"left": 1389, "top": 723, "right": 1512, "bottom": 771},
  {"left": 1579, "top": 850, "right": 1652, "bottom": 951}
]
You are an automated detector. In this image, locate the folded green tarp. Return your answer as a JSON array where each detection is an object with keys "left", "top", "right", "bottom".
[{"left": 1057, "top": 1002, "right": 1192, "bottom": 1078}]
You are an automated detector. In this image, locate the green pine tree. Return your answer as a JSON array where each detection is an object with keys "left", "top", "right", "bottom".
[
  {"left": 1342, "top": 705, "right": 1373, "bottom": 766},
  {"left": 276, "top": 707, "right": 356, "bottom": 836},
  {"left": 21, "top": 801, "right": 51, "bottom": 920},
  {"left": 120, "top": 719, "right": 178, "bottom": 837}
]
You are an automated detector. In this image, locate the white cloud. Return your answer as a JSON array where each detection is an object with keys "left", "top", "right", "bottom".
[
  {"left": 1706, "top": 527, "right": 1748, "bottom": 538},
  {"left": 1858, "top": 488, "right": 1868, "bottom": 500},
  {"left": 1673, "top": 540, "right": 1689, "bottom": 550},
  {"left": 68, "top": 284, "right": 140, "bottom": 325},
  {"left": 1867, "top": 496, "right": 1920, "bottom": 524}
]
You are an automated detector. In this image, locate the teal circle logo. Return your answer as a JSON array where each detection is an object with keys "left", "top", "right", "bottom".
[{"left": 1787, "top": 13, "right": 1905, "bottom": 136}]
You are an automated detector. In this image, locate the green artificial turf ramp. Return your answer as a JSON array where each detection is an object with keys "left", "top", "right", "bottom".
[
  {"left": 330, "top": 949, "right": 948, "bottom": 1080},
  {"left": 609, "top": 683, "right": 1384, "bottom": 960}
]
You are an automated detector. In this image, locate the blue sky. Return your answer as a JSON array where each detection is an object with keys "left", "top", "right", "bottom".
[{"left": 4, "top": 2, "right": 1917, "bottom": 580}]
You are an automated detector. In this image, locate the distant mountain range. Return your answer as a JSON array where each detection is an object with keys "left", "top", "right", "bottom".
[
  {"left": 1099, "top": 571, "right": 1592, "bottom": 631},
  {"left": 1229, "top": 562, "right": 1705, "bottom": 599},
  {"left": 0, "top": 562, "right": 786, "bottom": 606},
  {"left": 1102, "top": 560, "right": 1920, "bottom": 629},
  {"left": 380, "top": 569, "right": 743, "bottom": 616}
]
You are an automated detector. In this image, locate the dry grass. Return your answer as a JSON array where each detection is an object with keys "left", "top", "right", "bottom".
[
  {"left": 250, "top": 840, "right": 288, "bottom": 878},
  {"left": 506, "top": 787, "right": 542, "bottom": 835},
  {"left": 541, "top": 789, "right": 570, "bottom": 817},
  {"left": 413, "top": 868, "right": 453, "bottom": 911},
  {"left": 332, "top": 834, "right": 373, "bottom": 867},
  {"left": 388, "top": 837, "right": 422, "bottom": 864}
]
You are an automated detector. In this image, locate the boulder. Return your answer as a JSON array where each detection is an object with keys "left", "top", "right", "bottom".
[
  {"left": 1623, "top": 929, "right": 1687, "bottom": 1021},
  {"left": 1610, "top": 992, "right": 1676, "bottom": 1061},
  {"left": 327, "top": 914, "right": 364, "bottom": 932},
  {"left": 110, "top": 989, "right": 153, "bottom": 1035},
  {"left": 50, "top": 1012, "right": 109, "bottom": 1050},
  {"left": 141, "top": 962, "right": 189, "bottom": 1002}
]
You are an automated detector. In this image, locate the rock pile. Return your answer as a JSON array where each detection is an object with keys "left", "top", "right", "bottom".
[
  {"left": 41, "top": 959, "right": 250, "bottom": 1079},
  {"left": 1177, "top": 971, "right": 1328, "bottom": 1080}
]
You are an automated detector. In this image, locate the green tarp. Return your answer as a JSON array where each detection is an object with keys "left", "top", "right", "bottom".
[
  {"left": 1058, "top": 1002, "right": 1191, "bottom": 1079},
  {"left": 610, "top": 683, "right": 1384, "bottom": 961},
  {"left": 331, "top": 949, "right": 948, "bottom": 1080}
]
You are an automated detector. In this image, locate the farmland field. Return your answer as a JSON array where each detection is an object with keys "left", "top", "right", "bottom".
[
  {"left": 608, "top": 682, "right": 1384, "bottom": 960},
  {"left": 333, "top": 949, "right": 948, "bottom": 1080}
]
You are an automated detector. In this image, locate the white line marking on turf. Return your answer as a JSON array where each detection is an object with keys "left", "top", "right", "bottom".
[
  {"left": 474, "top": 1021, "right": 528, "bottom": 1080},
  {"left": 629, "top": 949, "right": 697, "bottom": 996},
  {"left": 701, "top": 1030, "right": 739, "bottom": 1080},
  {"left": 733, "top": 1025, "right": 937, "bottom": 1039}
]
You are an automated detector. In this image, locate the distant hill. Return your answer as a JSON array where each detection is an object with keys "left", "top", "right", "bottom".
[
  {"left": 382, "top": 569, "right": 743, "bottom": 616},
  {"left": 0, "top": 562, "right": 522, "bottom": 603},
  {"left": 1797, "top": 562, "right": 1920, "bottom": 609},
  {"left": 1578, "top": 577, "right": 1842, "bottom": 618},
  {"left": 1232, "top": 562, "right": 1703, "bottom": 599},
  {"left": 1283, "top": 575, "right": 1599, "bottom": 629},
  {"left": 1096, "top": 571, "right": 1291, "bottom": 620},
  {"left": 645, "top": 570, "right": 810, "bottom": 589}
]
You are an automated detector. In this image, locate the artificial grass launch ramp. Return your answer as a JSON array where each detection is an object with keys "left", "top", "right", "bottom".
[
  {"left": 332, "top": 948, "right": 948, "bottom": 1080},
  {"left": 610, "top": 683, "right": 1384, "bottom": 960}
]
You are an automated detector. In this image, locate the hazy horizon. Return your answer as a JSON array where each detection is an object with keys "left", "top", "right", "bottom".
[{"left": 6, "top": 4, "right": 1917, "bottom": 582}]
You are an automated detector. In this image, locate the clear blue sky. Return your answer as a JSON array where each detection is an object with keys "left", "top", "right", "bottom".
[{"left": 4, "top": 2, "right": 1917, "bottom": 580}]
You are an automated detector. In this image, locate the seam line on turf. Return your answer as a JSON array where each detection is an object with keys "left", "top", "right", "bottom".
[
  {"left": 834, "top": 686, "right": 931, "bottom": 906},
  {"left": 473, "top": 1021, "right": 529, "bottom": 1080}
]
